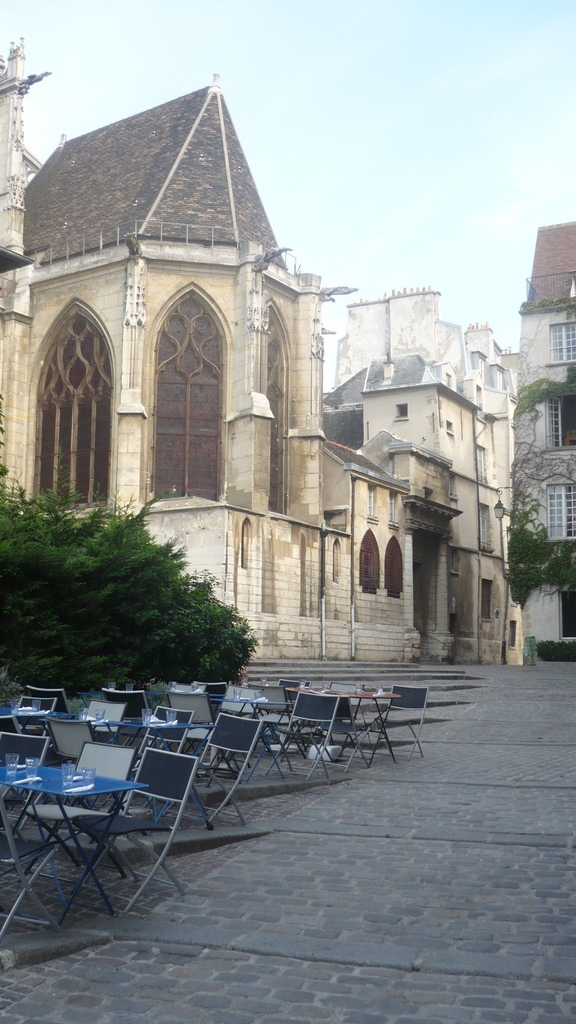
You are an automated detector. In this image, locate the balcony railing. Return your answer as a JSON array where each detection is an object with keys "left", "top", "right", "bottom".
[
  {"left": 28, "top": 220, "right": 284, "bottom": 268},
  {"left": 526, "top": 271, "right": 576, "bottom": 302}
]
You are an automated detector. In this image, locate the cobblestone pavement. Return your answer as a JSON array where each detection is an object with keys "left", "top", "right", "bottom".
[{"left": 1, "top": 663, "right": 576, "bottom": 1023}]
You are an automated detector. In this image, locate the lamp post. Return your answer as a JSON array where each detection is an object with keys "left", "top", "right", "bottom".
[{"left": 493, "top": 489, "right": 509, "bottom": 664}]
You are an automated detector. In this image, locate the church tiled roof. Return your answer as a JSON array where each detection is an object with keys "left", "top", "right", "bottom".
[{"left": 24, "top": 82, "right": 277, "bottom": 260}]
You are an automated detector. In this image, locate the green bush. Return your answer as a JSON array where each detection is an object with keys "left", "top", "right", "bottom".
[
  {"left": 536, "top": 640, "right": 576, "bottom": 662},
  {"left": 0, "top": 485, "right": 256, "bottom": 692}
]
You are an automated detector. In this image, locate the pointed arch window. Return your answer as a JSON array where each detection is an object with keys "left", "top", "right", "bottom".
[
  {"left": 332, "top": 538, "right": 341, "bottom": 584},
  {"left": 241, "top": 517, "right": 252, "bottom": 569},
  {"left": 299, "top": 533, "right": 307, "bottom": 616},
  {"left": 384, "top": 535, "right": 403, "bottom": 598},
  {"left": 155, "top": 292, "right": 222, "bottom": 500},
  {"left": 266, "top": 314, "right": 285, "bottom": 513},
  {"left": 359, "top": 529, "right": 380, "bottom": 594},
  {"left": 36, "top": 310, "right": 112, "bottom": 502}
]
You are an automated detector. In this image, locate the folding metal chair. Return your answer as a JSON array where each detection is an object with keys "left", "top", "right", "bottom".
[
  {"left": 275, "top": 692, "right": 340, "bottom": 781},
  {"left": 102, "top": 688, "right": 148, "bottom": 719},
  {"left": 140, "top": 706, "right": 195, "bottom": 753},
  {"left": 27, "top": 741, "right": 137, "bottom": 827},
  {"left": 47, "top": 719, "right": 96, "bottom": 761},
  {"left": 80, "top": 748, "right": 204, "bottom": 910},
  {"left": 197, "top": 713, "right": 262, "bottom": 825},
  {"left": 385, "top": 685, "right": 429, "bottom": 759},
  {"left": 18, "top": 697, "right": 57, "bottom": 713},
  {"left": 0, "top": 716, "right": 21, "bottom": 735},
  {"left": 0, "top": 789, "right": 59, "bottom": 943},
  {"left": 329, "top": 696, "right": 371, "bottom": 770},
  {"left": 0, "top": 732, "right": 51, "bottom": 766},
  {"left": 27, "top": 686, "right": 71, "bottom": 714}
]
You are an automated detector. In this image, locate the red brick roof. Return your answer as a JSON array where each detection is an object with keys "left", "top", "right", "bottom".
[{"left": 531, "top": 221, "right": 576, "bottom": 278}]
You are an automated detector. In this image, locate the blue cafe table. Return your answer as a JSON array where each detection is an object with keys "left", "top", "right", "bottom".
[{"left": 0, "top": 765, "right": 143, "bottom": 923}]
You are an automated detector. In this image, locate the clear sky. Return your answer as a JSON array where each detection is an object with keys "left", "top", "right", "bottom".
[{"left": 4, "top": 0, "right": 576, "bottom": 386}]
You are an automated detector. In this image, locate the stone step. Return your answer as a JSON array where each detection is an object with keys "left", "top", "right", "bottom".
[{"left": 247, "top": 660, "right": 476, "bottom": 687}]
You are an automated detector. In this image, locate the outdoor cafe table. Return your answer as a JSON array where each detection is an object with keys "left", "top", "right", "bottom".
[
  {"left": 81, "top": 716, "right": 212, "bottom": 757},
  {"left": 285, "top": 688, "right": 401, "bottom": 763},
  {"left": 0, "top": 764, "right": 143, "bottom": 923}
]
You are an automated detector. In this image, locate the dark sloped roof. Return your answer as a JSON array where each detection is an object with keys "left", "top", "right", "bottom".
[
  {"left": 324, "top": 367, "right": 366, "bottom": 408},
  {"left": 323, "top": 407, "right": 364, "bottom": 450},
  {"left": 24, "top": 85, "right": 277, "bottom": 259},
  {"left": 391, "top": 353, "right": 426, "bottom": 387}
]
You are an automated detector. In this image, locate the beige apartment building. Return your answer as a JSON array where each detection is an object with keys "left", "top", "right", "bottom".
[{"left": 325, "top": 288, "right": 521, "bottom": 664}]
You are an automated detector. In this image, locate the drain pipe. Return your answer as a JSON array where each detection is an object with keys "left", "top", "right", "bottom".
[{"left": 350, "top": 475, "right": 356, "bottom": 660}]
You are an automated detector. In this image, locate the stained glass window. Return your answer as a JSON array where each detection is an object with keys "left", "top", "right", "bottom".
[
  {"left": 267, "top": 325, "right": 285, "bottom": 513},
  {"left": 36, "top": 311, "right": 112, "bottom": 502},
  {"left": 155, "top": 293, "right": 222, "bottom": 500}
]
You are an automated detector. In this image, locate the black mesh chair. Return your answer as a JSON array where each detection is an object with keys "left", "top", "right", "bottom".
[
  {"left": 80, "top": 748, "right": 204, "bottom": 910},
  {"left": 17, "top": 697, "right": 57, "bottom": 713},
  {"left": 102, "top": 689, "right": 148, "bottom": 719},
  {"left": 0, "top": 732, "right": 51, "bottom": 766},
  {"left": 385, "top": 685, "right": 429, "bottom": 759},
  {"left": 0, "top": 716, "right": 20, "bottom": 735},
  {"left": 142, "top": 706, "right": 195, "bottom": 754},
  {"left": 275, "top": 692, "right": 340, "bottom": 781},
  {"left": 329, "top": 696, "right": 371, "bottom": 770},
  {"left": 197, "top": 713, "right": 262, "bottom": 826},
  {"left": 27, "top": 686, "right": 71, "bottom": 714}
]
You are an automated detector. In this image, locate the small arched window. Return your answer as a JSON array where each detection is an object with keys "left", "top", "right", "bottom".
[
  {"left": 299, "top": 533, "right": 307, "bottom": 616},
  {"left": 385, "top": 535, "right": 403, "bottom": 598},
  {"left": 241, "top": 518, "right": 251, "bottom": 569},
  {"left": 36, "top": 310, "right": 112, "bottom": 502},
  {"left": 155, "top": 292, "right": 222, "bottom": 500},
  {"left": 332, "top": 538, "right": 341, "bottom": 583},
  {"left": 267, "top": 314, "right": 285, "bottom": 513},
  {"left": 359, "top": 529, "right": 380, "bottom": 594}
]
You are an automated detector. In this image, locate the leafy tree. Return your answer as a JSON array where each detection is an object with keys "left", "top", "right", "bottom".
[{"left": 0, "top": 485, "right": 256, "bottom": 692}]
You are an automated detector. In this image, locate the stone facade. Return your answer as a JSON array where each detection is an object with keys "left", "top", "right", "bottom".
[
  {"left": 516, "top": 222, "right": 576, "bottom": 642},
  {"left": 327, "top": 289, "right": 521, "bottom": 664},
  {"left": 0, "top": 46, "right": 431, "bottom": 665}
]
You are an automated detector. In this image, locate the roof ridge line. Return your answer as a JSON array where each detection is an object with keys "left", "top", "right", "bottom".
[
  {"left": 215, "top": 90, "right": 238, "bottom": 243},
  {"left": 139, "top": 87, "right": 213, "bottom": 235}
]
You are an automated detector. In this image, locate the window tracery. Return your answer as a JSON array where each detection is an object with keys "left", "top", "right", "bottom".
[
  {"left": 36, "top": 311, "right": 112, "bottom": 502},
  {"left": 266, "top": 319, "right": 285, "bottom": 513},
  {"left": 155, "top": 293, "right": 222, "bottom": 500}
]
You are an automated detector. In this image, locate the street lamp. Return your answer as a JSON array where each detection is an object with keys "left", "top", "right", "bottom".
[{"left": 494, "top": 498, "right": 505, "bottom": 520}]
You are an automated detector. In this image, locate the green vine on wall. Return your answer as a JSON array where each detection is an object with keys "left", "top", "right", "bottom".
[
  {"left": 507, "top": 496, "right": 576, "bottom": 606},
  {"left": 514, "top": 365, "right": 576, "bottom": 418},
  {"left": 520, "top": 297, "right": 576, "bottom": 315},
  {"left": 510, "top": 361, "right": 576, "bottom": 605}
]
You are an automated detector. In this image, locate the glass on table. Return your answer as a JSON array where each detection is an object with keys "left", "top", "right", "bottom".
[
  {"left": 107, "top": 680, "right": 116, "bottom": 690},
  {"left": 81, "top": 767, "right": 96, "bottom": 788},
  {"left": 168, "top": 681, "right": 178, "bottom": 692},
  {"left": 142, "top": 708, "right": 153, "bottom": 726},
  {"left": 165, "top": 708, "right": 178, "bottom": 725},
  {"left": 5, "top": 753, "right": 19, "bottom": 777},
  {"left": 125, "top": 683, "right": 134, "bottom": 692},
  {"left": 61, "top": 762, "right": 76, "bottom": 788},
  {"left": 32, "top": 698, "right": 41, "bottom": 712},
  {"left": 10, "top": 698, "right": 20, "bottom": 713},
  {"left": 78, "top": 707, "right": 89, "bottom": 721},
  {"left": 25, "top": 757, "right": 40, "bottom": 779}
]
